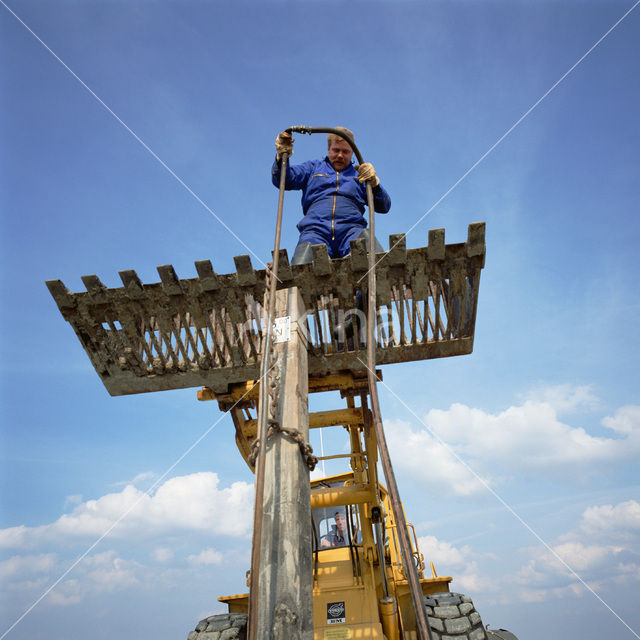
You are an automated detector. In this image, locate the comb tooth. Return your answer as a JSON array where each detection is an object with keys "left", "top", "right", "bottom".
[
  {"left": 376, "top": 270, "right": 391, "bottom": 307},
  {"left": 388, "top": 233, "right": 407, "bottom": 266},
  {"left": 195, "top": 260, "right": 219, "bottom": 291},
  {"left": 272, "top": 249, "right": 293, "bottom": 281},
  {"left": 311, "top": 244, "right": 332, "bottom": 276},
  {"left": 466, "top": 222, "right": 486, "bottom": 258},
  {"left": 119, "top": 270, "right": 145, "bottom": 299},
  {"left": 45, "top": 279, "right": 76, "bottom": 309},
  {"left": 81, "top": 275, "right": 106, "bottom": 295},
  {"left": 157, "top": 264, "right": 183, "bottom": 295},
  {"left": 349, "top": 237, "right": 368, "bottom": 272},
  {"left": 234, "top": 255, "right": 257, "bottom": 286},
  {"left": 427, "top": 228, "right": 445, "bottom": 261}
]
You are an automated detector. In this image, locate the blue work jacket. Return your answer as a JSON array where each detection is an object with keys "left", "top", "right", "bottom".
[{"left": 271, "top": 156, "right": 391, "bottom": 241}]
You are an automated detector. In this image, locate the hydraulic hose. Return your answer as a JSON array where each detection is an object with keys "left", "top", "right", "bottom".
[
  {"left": 287, "top": 126, "right": 433, "bottom": 640},
  {"left": 372, "top": 507, "right": 390, "bottom": 599}
]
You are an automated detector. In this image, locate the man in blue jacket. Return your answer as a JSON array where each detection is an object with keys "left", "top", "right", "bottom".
[{"left": 272, "top": 127, "right": 391, "bottom": 265}]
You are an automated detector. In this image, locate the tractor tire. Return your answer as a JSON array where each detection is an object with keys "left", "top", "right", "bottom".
[
  {"left": 424, "top": 592, "right": 487, "bottom": 640},
  {"left": 187, "top": 612, "right": 248, "bottom": 640}
]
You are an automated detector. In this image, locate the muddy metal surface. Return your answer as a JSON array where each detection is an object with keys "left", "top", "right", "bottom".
[{"left": 46, "top": 224, "right": 485, "bottom": 396}]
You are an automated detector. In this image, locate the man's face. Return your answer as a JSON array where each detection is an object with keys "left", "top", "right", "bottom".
[
  {"left": 328, "top": 139, "right": 353, "bottom": 171},
  {"left": 334, "top": 513, "right": 346, "bottom": 534}
]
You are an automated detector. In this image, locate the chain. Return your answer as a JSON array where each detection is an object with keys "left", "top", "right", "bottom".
[{"left": 249, "top": 314, "right": 317, "bottom": 471}]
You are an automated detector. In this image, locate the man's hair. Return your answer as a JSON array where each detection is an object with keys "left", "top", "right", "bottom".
[{"left": 327, "top": 127, "right": 354, "bottom": 147}]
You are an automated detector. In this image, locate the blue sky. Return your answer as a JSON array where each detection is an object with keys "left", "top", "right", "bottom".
[{"left": 1, "top": 1, "right": 639, "bottom": 639}]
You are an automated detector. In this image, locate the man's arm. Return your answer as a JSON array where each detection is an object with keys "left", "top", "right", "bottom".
[
  {"left": 271, "top": 157, "right": 316, "bottom": 191},
  {"left": 371, "top": 183, "right": 391, "bottom": 213},
  {"left": 271, "top": 131, "right": 310, "bottom": 190},
  {"left": 357, "top": 162, "right": 391, "bottom": 213}
]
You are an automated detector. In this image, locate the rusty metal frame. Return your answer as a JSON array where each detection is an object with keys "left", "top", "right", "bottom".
[{"left": 46, "top": 224, "right": 485, "bottom": 396}]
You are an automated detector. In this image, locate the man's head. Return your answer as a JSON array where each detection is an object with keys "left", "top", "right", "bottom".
[
  {"left": 334, "top": 511, "right": 346, "bottom": 535},
  {"left": 327, "top": 127, "right": 354, "bottom": 171}
]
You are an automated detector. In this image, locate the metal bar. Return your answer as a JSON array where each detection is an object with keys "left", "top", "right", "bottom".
[
  {"left": 171, "top": 314, "right": 192, "bottom": 363},
  {"left": 187, "top": 306, "right": 215, "bottom": 366},
  {"left": 247, "top": 150, "right": 289, "bottom": 640},
  {"left": 255, "top": 287, "right": 312, "bottom": 639},
  {"left": 154, "top": 313, "right": 181, "bottom": 367},
  {"left": 442, "top": 279, "right": 453, "bottom": 340},
  {"left": 315, "top": 453, "right": 365, "bottom": 462},
  {"left": 414, "top": 298, "right": 425, "bottom": 342},
  {"left": 207, "top": 306, "right": 229, "bottom": 366},
  {"left": 364, "top": 180, "right": 433, "bottom": 640},
  {"left": 181, "top": 311, "right": 201, "bottom": 359}
]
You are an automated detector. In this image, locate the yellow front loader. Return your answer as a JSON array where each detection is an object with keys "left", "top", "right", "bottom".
[
  {"left": 47, "top": 127, "right": 518, "bottom": 640},
  {"left": 189, "top": 371, "right": 502, "bottom": 640}
]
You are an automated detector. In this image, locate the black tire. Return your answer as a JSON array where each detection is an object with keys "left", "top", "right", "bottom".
[
  {"left": 424, "top": 592, "right": 487, "bottom": 640},
  {"left": 187, "top": 613, "right": 248, "bottom": 640}
]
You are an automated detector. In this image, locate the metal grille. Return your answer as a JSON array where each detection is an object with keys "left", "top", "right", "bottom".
[{"left": 47, "top": 224, "right": 485, "bottom": 395}]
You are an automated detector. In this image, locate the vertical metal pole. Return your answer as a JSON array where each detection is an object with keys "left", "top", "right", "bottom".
[
  {"left": 248, "top": 152, "right": 289, "bottom": 640},
  {"left": 256, "top": 287, "right": 312, "bottom": 639},
  {"left": 364, "top": 183, "right": 433, "bottom": 640}
]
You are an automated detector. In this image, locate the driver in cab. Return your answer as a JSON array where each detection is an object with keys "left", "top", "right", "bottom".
[{"left": 321, "top": 511, "right": 347, "bottom": 548}]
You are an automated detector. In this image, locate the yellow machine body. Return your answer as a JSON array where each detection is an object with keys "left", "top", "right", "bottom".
[
  {"left": 216, "top": 374, "right": 453, "bottom": 639},
  {"left": 219, "top": 470, "right": 452, "bottom": 638}
]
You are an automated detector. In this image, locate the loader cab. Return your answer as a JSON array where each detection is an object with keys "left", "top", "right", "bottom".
[
  {"left": 309, "top": 472, "right": 385, "bottom": 635},
  {"left": 310, "top": 471, "right": 391, "bottom": 588},
  {"left": 311, "top": 478, "right": 363, "bottom": 551},
  {"left": 310, "top": 474, "right": 369, "bottom": 543}
]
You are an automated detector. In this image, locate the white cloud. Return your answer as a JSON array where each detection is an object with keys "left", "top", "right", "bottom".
[
  {"left": 386, "top": 419, "right": 489, "bottom": 496},
  {"left": 40, "top": 552, "right": 142, "bottom": 606},
  {"left": 602, "top": 405, "right": 640, "bottom": 435},
  {"left": 417, "top": 535, "right": 487, "bottom": 593},
  {"left": 83, "top": 551, "right": 141, "bottom": 592},
  {"left": 0, "top": 525, "right": 30, "bottom": 549},
  {"left": 426, "top": 400, "right": 639, "bottom": 467},
  {"left": 567, "top": 500, "right": 640, "bottom": 544},
  {"left": 1, "top": 550, "right": 144, "bottom": 608},
  {"left": 418, "top": 535, "right": 470, "bottom": 567},
  {"left": 47, "top": 580, "right": 85, "bottom": 607},
  {"left": 0, "top": 553, "right": 57, "bottom": 579},
  {"left": 187, "top": 547, "right": 223, "bottom": 566},
  {"left": 0, "top": 474, "right": 253, "bottom": 612},
  {"left": 0, "top": 472, "right": 254, "bottom": 550},
  {"left": 112, "top": 471, "right": 157, "bottom": 488},
  {"left": 310, "top": 467, "right": 326, "bottom": 481},
  {"left": 524, "top": 541, "right": 624, "bottom": 577},
  {"left": 64, "top": 494, "right": 83, "bottom": 508},
  {"left": 509, "top": 500, "right": 640, "bottom": 603},
  {"left": 387, "top": 386, "right": 640, "bottom": 495},
  {"left": 521, "top": 384, "right": 600, "bottom": 413},
  {"left": 152, "top": 547, "right": 174, "bottom": 563},
  {"left": 516, "top": 581, "right": 586, "bottom": 604}
]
